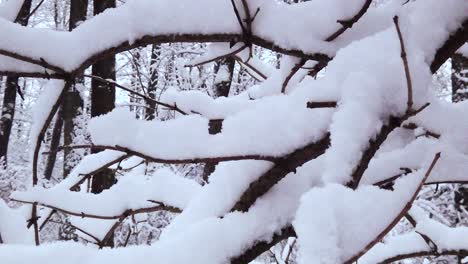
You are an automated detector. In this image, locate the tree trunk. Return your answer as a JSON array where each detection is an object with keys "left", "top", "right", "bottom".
[
  {"left": 202, "top": 58, "right": 235, "bottom": 183},
  {"left": 90, "top": 0, "right": 116, "bottom": 247},
  {"left": 63, "top": 0, "right": 87, "bottom": 177},
  {"left": 146, "top": 44, "right": 161, "bottom": 120},
  {"left": 44, "top": 107, "right": 64, "bottom": 180},
  {"left": 0, "top": 0, "right": 32, "bottom": 164},
  {"left": 452, "top": 53, "right": 468, "bottom": 223}
]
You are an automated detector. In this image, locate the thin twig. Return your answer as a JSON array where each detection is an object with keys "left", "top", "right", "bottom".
[
  {"left": 394, "top": 16, "right": 413, "bottom": 112},
  {"left": 12, "top": 199, "right": 181, "bottom": 220},
  {"left": 82, "top": 74, "right": 187, "bottom": 115},
  {"left": 43, "top": 144, "right": 280, "bottom": 164}
]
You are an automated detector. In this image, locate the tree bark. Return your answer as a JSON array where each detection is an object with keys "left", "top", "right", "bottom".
[
  {"left": 44, "top": 107, "right": 64, "bottom": 180},
  {"left": 90, "top": 0, "right": 116, "bottom": 247},
  {"left": 145, "top": 44, "right": 160, "bottom": 120},
  {"left": 452, "top": 53, "right": 468, "bottom": 222},
  {"left": 202, "top": 58, "right": 235, "bottom": 183},
  {"left": 0, "top": 0, "right": 32, "bottom": 164},
  {"left": 63, "top": 0, "right": 87, "bottom": 177}
]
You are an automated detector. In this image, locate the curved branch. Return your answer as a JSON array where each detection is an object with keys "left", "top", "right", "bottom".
[
  {"left": 380, "top": 250, "right": 468, "bottom": 264},
  {"left": 45, "top": 144, "right": 281, "bottom": 164},
  {"left": 12, "top": 198, "right": 181, "bottom": 220},
  {"left": 32, "top": 81, "right": 70, "bottom": 186},
  {"left": 81, "top": 75, "right": 187, "bottom": 115},
  {"left": 344, "top": 153, "right": 441, "bottom": 264}
]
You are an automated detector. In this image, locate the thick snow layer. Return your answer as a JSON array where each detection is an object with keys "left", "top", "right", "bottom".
[
  {"left": 88, "top": 97, "right": 333, "bottom": 160},
  {"left": 0, "top": 200, "right": 33, "bottom": 244},
  {"left": 29, "top": 80, "right": 64, "bottom": 159},
  {"left": 0, "top": 157, "right": 324, "bottom": 263},
  {"left": 57, "top": 150, "right": 128, "bottom": 190},
  {"left": 12, "top": 169, "right": 201, "bottom": 216},
  {"left": 294, "top": 172, "right": 425, "bottom": 264},
  {"left": 161, "top": 160, "right": 273, "bottom": 239},
  {"left": 0, "top": 0, "right": 24, "bottom": 21}
]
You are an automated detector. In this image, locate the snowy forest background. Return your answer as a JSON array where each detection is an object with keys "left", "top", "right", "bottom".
[{"left": 0, "top": 0, "right": 467, "bottom": 263}]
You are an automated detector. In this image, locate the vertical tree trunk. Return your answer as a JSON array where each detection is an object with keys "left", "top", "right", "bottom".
[
  {"left": 202, "top": 58, "right": 235, "bottom": 183},
  {"left": 44, "top": 108, "right": 64, "bottom": 180},
  {"left": 90, "top": 0, "right": 116, "bottom": 247},
  {"left": 452, "top": 53, "right": 468, "bottom": 226},
  {"left": 146, "top": 44, "right": 160, "bottom": 120},
  {"left": 0, "top": 0, "right": 32, "bottom": 164},
  {"left": 63, "top": 0, "right": 87, "bottom": 177}
]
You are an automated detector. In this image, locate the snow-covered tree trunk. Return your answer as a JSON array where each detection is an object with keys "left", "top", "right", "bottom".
[
  {"left": 63, "top": 0, "right": 88, "bottom": 177},
  {"left": 90, "top": 0, "right": 116, "bottom": 198},
  {"left": 0, "top": 0, "right": 32, "bottom": 164}
]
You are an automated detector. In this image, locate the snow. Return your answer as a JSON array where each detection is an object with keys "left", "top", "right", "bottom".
[
  {"left": 29, "top": 80, "right": 64, "bottom": 160},
  {"left": 88, "top": 98, "right": 333, "bottom": 160},
  {"left": 294, "top": 171, "right": 426, "bottom": 264},
  {"left": 0, "top": 0, "right": 24, "bottom": 21},
  {"left": 1, "top": 0, "right": 468, "bottom": 262},
  {"left": 0, "top": 199, "right": 33, "bottom": 244},
  {"left": 12, "top": 168, "right": 201, "bottom": 216}
]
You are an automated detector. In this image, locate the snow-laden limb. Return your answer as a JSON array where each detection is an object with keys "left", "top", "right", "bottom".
[
  {"left": 185, "top": 43, "right": 246, "bottom": 67},
  {"left": 360, "top": 210, "right": 468, "bottom": 263},
  {"left": 160, "top": 88, "right": 255, "bottom": 119},
  {"left": 294, "top": 155, "right": 437, "bottom": 264},
  {"left": 11, "top": 169, "right": 199, "bottom": 218},
  {"left": 0, "top": 200, "right": 33, "bottom": 244},
  {"left": 88, "top": 99, "right": 333, "bottom": 161},
  {"left": 56, "top": 150, "right": 129, "bottom": 191},
  {"left": 0, "top": 156, "right": 324, "bottom": 263},
  {"left": 162, "top": 160, "right": 273, "bottom": 239},
  {"left": 361, "top": 137, "right": 468, "bottom": 186},
  {"left": 30, "top": 80, "right": 68, "bottom": 186},
  {"left": 0, "top": 0, "right": 25, "bottom": 21},
  {"left": 0, "top": 0, "right": 375, "bottom": 76}
]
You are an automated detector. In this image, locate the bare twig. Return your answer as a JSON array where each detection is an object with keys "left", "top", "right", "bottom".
[
  {"left": 185, "top": 45, "right": 247, "bottom": 67},
  {"left": 307, "top": 101, "right": 337, "bottom": 109},
  {"left": 344, "top": 153, "right": 441, "bottom": 263},
  {"left": 281, "top": 59, "right": 307, "bottom": 94},
  {"left": 82, "top": 74, "right": 187, "bottom": 115},
  {"left": 13, "top": 199, "right": 181, "bottom": 220},
  {"left": 393, "top": 16, "right": 413, "bottom": 112},
  {"left": 44, "top": 144, "right": 280, "bottom": 164}
]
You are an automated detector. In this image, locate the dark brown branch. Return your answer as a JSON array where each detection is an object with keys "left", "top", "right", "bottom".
[
  {"left": 31, "top": 203, "right": 39, "bottom": 246},
  {"left": 231, "top": 226, "right": 296, "bottom": 264},
  {"left": 233, "top": 55, "right": 267, "bottom": 80},
  {"left": 344, "top": 153, "right": 441, "bottom": 264},
  {"left": 325, "top": 0, "right": 373, "bottom": 42},
  {"left": 431, "top": 18, "right": 468, "bottom": 73},
  {"left": 186, "top": 45, "right": 247, "bottom": 67},
  {"left": 394, "top": 16, "right": 414, "bottom": 111},
  {"left": 307, "top": 101, "right": 337, "bottom": 109},
  {"left": 39, "top": 209, "right": 56, "bottom": 231},
  {"left": 374, "top": 168, "right": 413, "bottom": 190},
  {"left": 19, "top": 0, "right": 46, "bottom": 24},
  {"left": 32, "top": 81, "right": 70, "bottom": 186},
  {"left": 81, "top": 74, "right": 187, "bottom": 115},
  {"left": 12, "top": 198, "right": 181, "bottom": 220},
  {"left": 231, "top": 134, "right": 330, "bottom": 213},
  {"left": 69, "top": 154, "right": 132, "bottom": 191},
  {"left": 44, "top": 144, "right": 280, "bottom": 164},
  {"left": 0, "top": 49, "right": 66, "bottom": 74},
  {"left": 281, "top": 59, "right": 307, "bottom": 94},
  {"left": 402, "top": 123, "right": 441, "bottom": 139},
  {"left": 380, "top": 250, "right": 468, "bottom": 264},
  {"left": 405, "top": 214, "right": 438, "bottom": 253}
]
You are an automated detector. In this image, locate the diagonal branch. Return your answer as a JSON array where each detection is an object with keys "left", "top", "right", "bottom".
[
  {"left": 12, "top": 198, "right": 181, "bottom": 220},
  {"left": 44, "top": 144, "right": 281, "bottom": 164},
  {"left": 344, "top": 152, "right": 441, "bottom": 264},
  {"left": 32, "top": 81, "right": 71, "bottom": 186}
]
